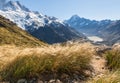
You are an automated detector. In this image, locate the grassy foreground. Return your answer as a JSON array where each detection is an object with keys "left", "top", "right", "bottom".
[
  {"left": 0, "top": 43, "right": 95, "bottom": 82},
  {"left": 0, "top": 43, "right": 120, "bottom": 83}
]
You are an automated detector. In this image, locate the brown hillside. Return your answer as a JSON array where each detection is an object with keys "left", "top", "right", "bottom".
[{"left": 0, "top": 15, "right": 46, "bottom": 47}]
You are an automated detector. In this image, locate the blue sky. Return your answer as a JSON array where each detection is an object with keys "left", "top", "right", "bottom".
[{"left": 10, "top": 0, "right": 120, "bottom": 20}]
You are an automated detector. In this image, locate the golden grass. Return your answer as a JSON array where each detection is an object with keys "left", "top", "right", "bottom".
[
  {"left": 0, "top": 43, "right": 95, "bottom": 82},
  {"left": 105, "top": 49, "right": 120, "bottom": 70},
  {"left": 87, "top": 71, "right": 120, "bottom": 83}
]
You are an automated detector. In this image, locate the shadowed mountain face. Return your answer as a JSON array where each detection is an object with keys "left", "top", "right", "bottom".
[
  {"left": 0, "top": 1, "right": 87, "bottom": 44},
  {"left": 66, "top": 15, "right": 120, "bottom": 45},
  {"left": 98, "top": 21, "right": 120, "bottom": 45},
  {"left": 0, "top": 15, "right": 45, "bottom": 46},
  {"left": 26, "top": 22, "right": 86, "bottom": 44}
]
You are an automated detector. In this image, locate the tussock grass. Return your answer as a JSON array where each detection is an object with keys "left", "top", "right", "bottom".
[
  {"left": 105, "top": 49, "right": 120, "bottom": 70},
  {"left": 0, "top": 43, "right": 95, "bottom": 82},
  {"left": 87, "top": 71, "right": 120, "bottom": 83}
]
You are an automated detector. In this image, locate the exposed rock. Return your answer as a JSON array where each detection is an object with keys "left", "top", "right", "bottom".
[
  {"left": 95, "top": 46, "right": 111, "bottom": 56},
  {"left": 37, "top": 80, "right": 43, "bottom": 83},
  {"left": 56, "top": 80, "right": 62, "bottom": 83},
  {"left": 48, "top": 79, "right": 56, "bottom": 83},
  {"left": 28, "top": 78, "right": 37, "bottom": 83},
  {"left": 0, "top": 82, "right": 10, "bottom": 83},
  {"left": 48, "top": 79, "right": 62, "bottom": 83},
  {"left": 17, "top": 79, "right": 27, "bottom": 83}
]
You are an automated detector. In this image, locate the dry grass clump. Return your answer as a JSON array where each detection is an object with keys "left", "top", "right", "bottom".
[
  {"left": 105, "top": 49, "right": 120, "bottom": 70},
  {"left": 0, "top": 43, "right": 95, "bottom": 82},
  {"left": 87, "top": 71, "right": 120, "bottom": 83}
]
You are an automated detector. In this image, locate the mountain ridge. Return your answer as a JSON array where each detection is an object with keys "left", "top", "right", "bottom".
[{"left": 0, "top": 1, "right": 87, "bottom": 44}]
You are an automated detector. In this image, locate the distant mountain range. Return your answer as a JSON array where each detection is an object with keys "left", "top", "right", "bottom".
[
  {"left": 66, "top": 15, "right": 120, "bottom": 45},
  {"left": 0, "top": 0, "right": 120, "bottom": 45},
  {"left": 0, "top": 1, "right": 86, "bottom": 44},
  {"left": 66, "top": 15, "right": 113, "bottom": 36}
]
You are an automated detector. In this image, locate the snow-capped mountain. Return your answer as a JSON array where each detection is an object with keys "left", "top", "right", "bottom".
[
  {"left": 0, "top": 1, "right": 86, "bottom": 44},
  {"left": 0, "top": 0, "right": 30, "bottom": 12},
  {"left": 66, "top": 15, "right": 120, "bottom": 45},
  {"left": 0, "top": 0, "right": 45, "bottom": 30},
  {"left": 66, "top": 15, "right": 113, "bottom": 36}
]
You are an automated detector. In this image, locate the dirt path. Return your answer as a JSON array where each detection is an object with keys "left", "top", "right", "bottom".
[{"left": 91, "top": 55, "right": 108, "bottom": 77}]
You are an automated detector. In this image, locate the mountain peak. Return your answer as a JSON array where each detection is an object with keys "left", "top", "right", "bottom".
[
  {"left": 71, "top": 15, "right": 80, "bottom": 19},
  {"left": 1, "top": 1, "right": 30, "bottom": 12},
  {"left": 70, "top": 15, "right": 90, "bottom": 21}
]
